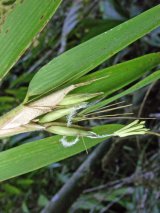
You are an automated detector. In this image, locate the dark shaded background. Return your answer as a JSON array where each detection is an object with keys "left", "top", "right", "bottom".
[{"left": 0, "top": 0, "right": 160, "bottom": 212}]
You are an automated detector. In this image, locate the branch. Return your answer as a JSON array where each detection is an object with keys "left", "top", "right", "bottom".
[{"left": 41, "top": 139, "right": 113, "bottom": 213}]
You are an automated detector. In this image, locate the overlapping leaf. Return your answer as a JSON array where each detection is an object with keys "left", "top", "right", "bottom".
[
  {"left": 27, "top": 4, "right": 160, "bottom": 99},
  {"left": 73, "top": 53, "right": 160, "bottom": 95},
  {"left": 87, "top": 69, "right": 160, "bottom": 112},
  {"left": 1, "top": 5, "right": 160, "bottom": 182}
]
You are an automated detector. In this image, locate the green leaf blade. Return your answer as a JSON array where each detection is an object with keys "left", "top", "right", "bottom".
[
  {"left": 73, "top": 53, "right": 160, "bottom": 95},
  {"left": 87, "top": 69, "right": 160, "bottom": 112},
  {"left": 27, "top": 5, "right": 160, "bottom": 98},
  {"left": 0, "top": 124, "right": 122, "bottom": 181},
  {"left": 0, "top": 0, "right": 62, "bottom": 80}
]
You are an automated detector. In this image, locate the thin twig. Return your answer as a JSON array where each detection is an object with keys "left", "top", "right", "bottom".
[
  {"left": 138, "top": 82, "right": 156, "bottom": 117},
  {"left": 41, "top": 139, "right": 113, "bottom": 213}
]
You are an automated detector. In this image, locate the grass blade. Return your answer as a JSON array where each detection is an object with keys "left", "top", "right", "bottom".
[
  {"left": 0, "top": 0, "right": 62, "bottom": 80},
  {"left": 73, "top": 53, "right": 160, "bottom": 95},
  {"left": 27, "top": 5, "right": 160, "bottom": 99},
  {"left": 86, "top": 70, "right": 160, "bottom": 113},
  {"left": 0, "top": 124, "right": 122, "bottom": 181}
]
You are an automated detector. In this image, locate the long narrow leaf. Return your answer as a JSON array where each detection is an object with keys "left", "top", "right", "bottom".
[
  {"left": 27, "top": 5, "right": 160, "bottom": 99},
  {"left": 73, "top": 53, "right": 160, "bottom": 95},
  {"left": 0, "top": 124, "right": 122, "bottom": 181},
  {"left": 86, "top": 70, "right": 160, "bottom": 113},
  {"left": 0, "top": 0, "right": 62, "bottom": 80}
]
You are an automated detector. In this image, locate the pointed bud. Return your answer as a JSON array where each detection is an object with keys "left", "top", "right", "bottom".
[
  {"left": 59, "top": 93, "right": 103, "bottom": 106},
  {"left": 46, "top": 125, "right": 95, "bottom": 137},
  {"left": 39, "top": 108, "right": 73, "bottom": 123}
]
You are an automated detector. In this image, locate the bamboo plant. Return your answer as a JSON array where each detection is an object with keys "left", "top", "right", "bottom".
[{"left": 0, "top": 1, "right": 160, "bottom": 181}]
